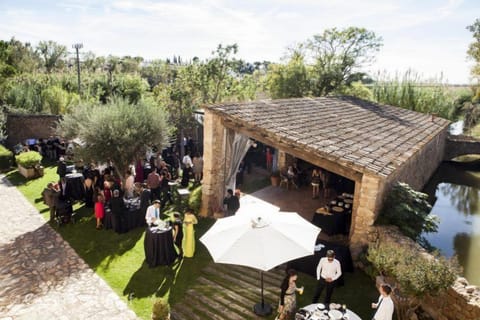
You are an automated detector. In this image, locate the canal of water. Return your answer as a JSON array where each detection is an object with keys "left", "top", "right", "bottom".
[{"left": 422, "top": 160, "right": 480, "bottom": 286}]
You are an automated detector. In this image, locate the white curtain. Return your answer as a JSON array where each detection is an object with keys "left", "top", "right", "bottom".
[{"left": 224, "top": 130, "right": 253, "bottom": 192}]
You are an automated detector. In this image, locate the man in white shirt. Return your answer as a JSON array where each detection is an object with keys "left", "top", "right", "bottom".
[
  {"left": 312, "top": 250, "right": 342, "bottom": 305},
  {"left": 145, "top": 200, "right": 161, "bottom": 226},
  {"left": 372, "top": 284, "right": 394, "bottom": 320}
]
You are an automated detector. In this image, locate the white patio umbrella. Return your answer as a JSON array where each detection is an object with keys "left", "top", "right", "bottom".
[{"left": 200, "top": 210, "right": 321, "bottom": 316}]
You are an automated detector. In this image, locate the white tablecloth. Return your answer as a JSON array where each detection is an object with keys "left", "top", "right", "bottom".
[{"left": 297, "top": 303, "right": 361, "bottom": 320}]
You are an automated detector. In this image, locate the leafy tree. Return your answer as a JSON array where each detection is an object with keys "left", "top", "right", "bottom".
[
  {"left": 41, "top": 85, "right": 79, "bottom": 114},
  {"left": 377, "top": 182, "right": 438, "bottom": 247},
  {"left": 367, "top": 241, "right": 458, "bottom": 320},
  {"left": 36, "top": 40, "right": 67, "bottom": 73},
  {"left": 57, "top": 98, "right": 171, "bottom": 184},
  {"left": 467, "top": 18, "right": 480, "bottom": 81},
  {"left": 140, "top": 59, "right": 177, "bottom": 89},
  {"left": 335, "top": 80, "right": 373, "bottom": 100},
  {"left": 267, "top": 50, "right": 309, "bottom": 98},
  {"left": 113, "top": 74, "right": 150, "bottom": 104},
  {"left": 307, "top": 27, "right": 382, "bottom": 96}
]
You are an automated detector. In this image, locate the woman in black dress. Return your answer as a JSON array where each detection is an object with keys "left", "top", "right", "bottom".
[{"left": 172, "top": 212, "right": 184, "bottom": 258}]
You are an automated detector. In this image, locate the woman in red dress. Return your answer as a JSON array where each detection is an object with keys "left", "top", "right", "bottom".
[{"left": 94, "top": 194, "right": 105, "bottom": 229}]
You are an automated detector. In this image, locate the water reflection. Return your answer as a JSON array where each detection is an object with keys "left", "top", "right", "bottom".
[{"left": 423, "top": 162, "right": 480, "bottom": 286}]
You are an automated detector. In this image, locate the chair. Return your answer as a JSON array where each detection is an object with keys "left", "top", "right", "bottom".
[{"left": 279, "top": 173, "right": 290, "bottom": 189}]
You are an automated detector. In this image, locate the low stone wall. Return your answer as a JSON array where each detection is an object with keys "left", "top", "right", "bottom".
[
  {"left": 6, "top": 114, "right": 61, "bottom": 148},
  {"left": 369, "top": 226, "right": 480, "bottom": 320}
]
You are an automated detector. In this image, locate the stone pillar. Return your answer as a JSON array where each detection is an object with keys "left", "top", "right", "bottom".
[
  {"left": 200, "top": 110, "right": 226, "bottom": 217},
  {"left": 350, "top": 174, "right": 384, "bottom": 258},
  {"left": 277, "top": 150, "right": 287, "bottom": 170}
]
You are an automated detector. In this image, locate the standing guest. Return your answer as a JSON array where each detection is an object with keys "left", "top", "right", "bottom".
[
  {"left": 277, "top": 269, "right": 303, "bottom": 320},
  {"left": 311, "top": 168, "right": 321, "bottom": 199},
  {"left": 42, "top": 182, "right": 60, "bottom": 222},
  {"left": 136, "top": 183, "right": 150, "bottom": 227},
  {"left": 145, "top": 200, "right": 161, "bottom": 226},
  {"left": 181, "top": 152, "right": 193, "bottom": 187},
  {"left": 103, "top": 181, "right": 112, "bottom": 204},
  {"left": 371, "top": 284, "right": 394, "bottom": 320},
  {"left": 172, "top": 213, "right": 184, "bottom": 258},
  {"left": 159, "top": 172, "right": 172, "bottom": 207},
  {"left": 84, "top": 172, "right": 95, "bottom": 208},
  {"left": 147, "top": 167, "right": 161, "bottom": 201},
  {"left": 265, "top": 147, "right": 273, "bottom": 171},
  {"left": 134, "top": 159, "right": 144, "bottom": 183},
  {"left": 183, "top": 208, "right": 198, "bottom": 258},
  {"left": 57, "top": 157, "right": 67, "bottom": 179},
  {"left": 192, "top": 152, "right": 204, "bottom": 183},
  {"left": 124, "top": 169, "right": 135, "bottom": 198},
  {"left": 312, "top": 250, "right": 342, "bottom": 305},
  {"left": 223, "top": 189, "right": 240, "bottom": 216},
  {"left": 94, "top": 194, "right": 105, "bottom": 230},
  {"left": 110, "top": 189, "right": 126, "bottom": 233}
]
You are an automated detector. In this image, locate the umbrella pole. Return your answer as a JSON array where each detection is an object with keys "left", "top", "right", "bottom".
[{"left": 253, "top": 271, "right": 272, "bottom": 316}]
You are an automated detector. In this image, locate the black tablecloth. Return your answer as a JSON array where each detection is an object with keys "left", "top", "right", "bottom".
[
  {"left": 65, "top": 173, "right": 85, "bottom": 201},
  {"left": 311, "top": 211, "right": 351, "bottom": 236},
  {"left": 144, "top": 227, "right": 177, "bottom": 267},
  {"left": 287, "top": 242, "right": 354, "bottom": 281}
]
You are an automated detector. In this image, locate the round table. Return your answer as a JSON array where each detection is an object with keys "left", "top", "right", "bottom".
[
  {"left": 297, "top": 303, "right": 361, "bottom": 320},
  {"left": 144, "top": 227, "right": 177, "bottom": 267}
]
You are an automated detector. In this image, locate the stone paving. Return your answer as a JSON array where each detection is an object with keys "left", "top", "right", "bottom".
[{"left": 0, "top": 175, "right": 138, "bottom": 320}]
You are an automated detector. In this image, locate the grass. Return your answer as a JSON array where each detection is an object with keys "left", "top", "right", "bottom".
[
  {"left": 6, "top": 163, "right": 379, "bottom": 320},
  {"left": 6, "top": 164, "right": 215, "bottom": 319}
]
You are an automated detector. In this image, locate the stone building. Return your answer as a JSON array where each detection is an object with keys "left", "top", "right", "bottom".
[{"left": 201, "top": 96, "right": 450, "bottom": 256}]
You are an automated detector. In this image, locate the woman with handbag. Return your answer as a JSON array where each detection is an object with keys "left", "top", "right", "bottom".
[{"left": 277, "top": 269, "right": 303, "bottom": 320}]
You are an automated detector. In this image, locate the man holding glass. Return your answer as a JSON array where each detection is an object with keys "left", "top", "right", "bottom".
[
  {"left": 145, "top": 200, "right": 161, "bottom": 226},
  {"left": 312, "top": 250, "right": 342, "bottom": 305}
]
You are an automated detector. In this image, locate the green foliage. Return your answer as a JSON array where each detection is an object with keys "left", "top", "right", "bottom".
[
  {"left": 267, "top": 51, "right": 310, "bottom": 98},
  {"left": 41, "top": 85, "right": 79, "bottom": 114},
  {"left": 15, "top": 151, "right": 42, "bottom": 168},
  {"left": 0, "top": 144, "right": 13, "bottom": 169},
  {"left": 467, "top": 19, "right": 480, "bottom": 80},
  {"left": 371, "top": 71, "right": 459, "bottom": 120},
  {"left": 188, "top": 186, "right": 202, "bottom": 214},
  {"left": 114, "top": 74, "right": 150, "bottom": 104},
  {"left": 0, "top": 107, "right": 6, "bottom": 141},
  {"left": 308, "top": 27, "right": 382, "bottom": 96},
  {"left": 377, "top": 182, "right": 437, "bottom": 242},
  {"left": 335, "top": 81, "right": 373, "bottom": 100},
  {"left": 367, "top": 242, "right": 459, "bottom": 320},
  {"left": 151, "top": 298, "right": 170, "bottom": 320},
  {"left": 36, "top": 40, "right": 67, "bottom": 73},
  {"left": 57, "top": 97, "right": 171, "bottom": 182}
]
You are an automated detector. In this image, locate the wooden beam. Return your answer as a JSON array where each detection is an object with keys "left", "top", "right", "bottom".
[{"left": 223, "top": 120, "right": 363, "bottom": 182}]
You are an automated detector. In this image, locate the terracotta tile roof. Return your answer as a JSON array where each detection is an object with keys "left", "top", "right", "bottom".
[{"left": 205, "top": 96, "right": 450, "bottom": 177}]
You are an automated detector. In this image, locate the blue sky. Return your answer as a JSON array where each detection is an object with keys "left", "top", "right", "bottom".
[{"left": 0, "top": 0, "right": 479, "bottom": 84}]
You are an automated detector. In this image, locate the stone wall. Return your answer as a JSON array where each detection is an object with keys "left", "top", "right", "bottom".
[
  {"left": 6, "top": 114, "right": 60, "bottom": 148},
  {"left": 385, "top": 126, "right": 448, "bottom": 192},
  {"left": 370, "top": 226, "right": 480, "bottom": 320}
]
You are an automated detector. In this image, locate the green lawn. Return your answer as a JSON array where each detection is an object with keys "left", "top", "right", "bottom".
[{"left": 7, "top": 164, "right": 378, "bottom": 319}]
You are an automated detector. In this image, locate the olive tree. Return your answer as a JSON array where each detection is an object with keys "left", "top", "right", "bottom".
[
  {"left": 367, "top": 242, "right": 458, "bottom": 320},
  {"left": 57, "top": 98, "right": 171, "bottom": 183}
]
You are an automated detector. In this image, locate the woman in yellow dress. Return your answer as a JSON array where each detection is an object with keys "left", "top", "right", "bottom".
[{"left": 182, "top": 208, "right": 198, "bottom": 258}]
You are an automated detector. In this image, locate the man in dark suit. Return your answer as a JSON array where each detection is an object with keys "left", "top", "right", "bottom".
[{"left": 110, "top": 189, "right": 126, "bottom": 233}]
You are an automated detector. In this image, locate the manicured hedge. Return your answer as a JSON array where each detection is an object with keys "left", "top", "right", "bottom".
[
  {"left": 15, "top": 151, "right": 42, "bottom": 168},
  {"left": 0, "top": 145, "right": 13, "bottom": 170}
]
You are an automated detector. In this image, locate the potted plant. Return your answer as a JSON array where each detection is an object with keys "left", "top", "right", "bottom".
[
  {"left": 270, "top": 170, "right": 281, "bottom": 186},
  {"left": 15, "top": 151, "right": 43, "bottom": 179},
  {"left": 151, "top": 298, "right": 170, "bottom": 320}
]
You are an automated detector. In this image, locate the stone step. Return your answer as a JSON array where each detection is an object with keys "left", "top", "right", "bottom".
[
  {"left": 197, "top": 277, "right": 258, "bottom": 308},
  {"left": 207, "top": 265, "right": 281, "bottom": 298},
  {"left": 228, "top": 264, "right": 286, "bottom": 283},
  {"left": 203, "top": 266, "right": 278, "bottom": 303},
  {"left": 184, "top": 290, "right": 232, "bottom": 320},
  {"left": 223, "top": 265, "right": 283, "bottom": 288},
  {"left": 186, "top": 289, "right": 246, "bottom": 320},
  {"left": 170, "top": 308, "right": 202, "bottom": 320}
]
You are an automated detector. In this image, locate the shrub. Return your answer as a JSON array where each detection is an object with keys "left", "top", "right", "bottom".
[
  {"left": 151, "top": 298, "right": 170, "bottom": 320},
  {"left": 188, "top": 185, "right": 202, "bottom": 214},
  {"left": 367, "top": 241, "right": 459, "bottom": 320},
  {"left": 0, "top": 144, "right": 13, "bottom": 169},
  {"left": 376, "top": 182, "right": 437, "bottom": 244},
  {"left": 15, "top": 151, "right": 42, "bottom": 168}
]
